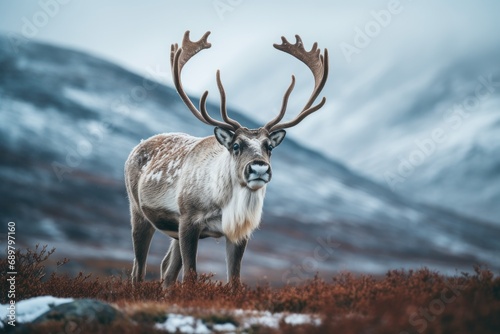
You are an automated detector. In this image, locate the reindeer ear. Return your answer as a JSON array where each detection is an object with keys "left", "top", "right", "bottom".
[
  {"left": 214, "top": 127, "right": 235, "bottom": 150},
  {"left": 270, "top": 129, "right": 286, "bottom": 148}
]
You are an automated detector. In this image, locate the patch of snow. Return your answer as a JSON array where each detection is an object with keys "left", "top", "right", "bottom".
[
  {"left": 233, "top": 309, "right": 322, "bottom": 329},
  {"left": 153, "top": 309, "right": 321, "bottom": 332},
  {"left": 40, "top": 218, "right": 65, "bottom": 241},
  {"left": 64, "top": 87, "right": 108, "bottom": 112},
  {"left": 243, "top": 310, "right": 280, "bottom": 328},
  {"left": 284, "top": 313, "right": 322, "bottom": 326},
  {"left": 155, "top": 314, "right": 210, "bottom": 333},
  {"left": 0, "top": 296, "right": 74, "bottom": 325},
  {"left": 212, "top": 322, "right": 237, "bottom": 332}
]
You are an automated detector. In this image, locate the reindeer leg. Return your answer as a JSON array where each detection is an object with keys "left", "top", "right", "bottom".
[
  {"left": 179, "top": 218, "right": 201, "bottom": 281},
  {"left": 131, "top": 211, "right": 155, "bottom": 283},
  {"left": 161, "top": 239, "right": 182, "bottom": 287},
  {"left": 226, "top": 237, "right": 248, "bottom": 284}
]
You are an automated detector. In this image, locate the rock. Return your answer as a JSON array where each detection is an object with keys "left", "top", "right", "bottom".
[{"left": 32, "top": 299, "right": 126, "bottom": 326}]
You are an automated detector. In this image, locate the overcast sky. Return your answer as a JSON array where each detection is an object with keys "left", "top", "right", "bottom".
[
  {"left": 2, "top": 1, "right": 498, "bottom": 101},
  {"left": 1, "top": 0, "right": 499, "bottom": 162}
]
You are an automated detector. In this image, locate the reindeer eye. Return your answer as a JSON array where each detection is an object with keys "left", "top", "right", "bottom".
[
  {"left": 233, "top": 143, "right": 240, "bottom": 151},
  {"left": 268, "top": 144, "right": 274, "bottom": 152}
]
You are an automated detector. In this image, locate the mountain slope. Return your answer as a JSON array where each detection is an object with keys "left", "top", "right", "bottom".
[
  {"left": 1, "top": 36, "right": 499, "bottom": 281},
  {"left": 258, "top": 47, "right": 500, "bottom": 224}
]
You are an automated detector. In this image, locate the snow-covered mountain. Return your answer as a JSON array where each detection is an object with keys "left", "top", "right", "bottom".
[
  {"left": 1, "top": 36, "right": 499, "bottom": 282},
  {"left": 229, "top": 31, "right": 500, "bottom": 225},
  {"left": 298, "top": 51, "right": 500, "bottom": 225}
]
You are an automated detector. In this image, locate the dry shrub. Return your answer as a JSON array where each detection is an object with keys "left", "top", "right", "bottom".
[{"left": 1, "top": 246, "right": 499, "bottom": 333}]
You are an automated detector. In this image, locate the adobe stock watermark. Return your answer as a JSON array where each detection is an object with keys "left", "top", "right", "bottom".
[
  {"left": 339, "top": 0, "right": 411, "bottom": 63},
  {"left": 384, "top": 72, "right": 500, "bottom": 191},
  {"left": 52, "top": 65, "right": 170, "bottom": 182},
  {"left": 6, "top": 222, "right": 17, "bottom": 327},
  {"left": 212, "top": 0, "right": 244, "bottom": 21},
  {"left": 400, "top": 279, "right": 466, "bottom": 334},
  {"left": 7, "top": 0, "right": 72, "bottom": 54},
  {"left": 282, "top": 233, "right": 340, "bottom": 285}
]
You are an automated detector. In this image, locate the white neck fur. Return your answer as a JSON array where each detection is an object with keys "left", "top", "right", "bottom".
[{"left": 221, "top": 182, "right": 265, "bottom": 244}]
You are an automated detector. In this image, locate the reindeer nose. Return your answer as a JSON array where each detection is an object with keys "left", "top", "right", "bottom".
[
  {"left": 247, "top": 161, "right": 271, "bottom": 183},
  {"left": 249, "top": 163, "right": 270, "bottom": 176}
]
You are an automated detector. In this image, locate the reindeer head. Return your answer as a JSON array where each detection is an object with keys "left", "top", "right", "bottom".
[{"left": 170, "top": 31, "right": 329, "bottom": 191}]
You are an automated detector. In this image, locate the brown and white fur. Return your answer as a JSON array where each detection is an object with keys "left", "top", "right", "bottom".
[
  {"left": 125, "top": 128, "right": 285, "bottom": 286},
  {"left": 125, "top": 31, "right": 328, "bottom": 287}
]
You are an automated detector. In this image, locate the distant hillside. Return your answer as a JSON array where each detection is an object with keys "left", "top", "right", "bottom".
[{"left": 1, "top": 35, "right": 499, "bottom": 281}]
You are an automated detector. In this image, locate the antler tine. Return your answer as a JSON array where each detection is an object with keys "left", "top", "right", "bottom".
[
  {"left": 198, "top": 71, "right": 241, "bottom": 130},
  {"left": 170, "top": 43, "right": 177, "bottom": 69},
  {"left": 216, "top": 70, "right": 242, "bottom": 129},
  {"left": 266, "top": 34, "right": 329, "bottom": 132},
  {"left": 199, "top": 91, "right": 232, "bottom": 129},
  {"left": 171, "top": 31, "right": 239, "bottom": 131},
  {"left": 177, "top": 31, "right": 211, "bottom": 72},
  {"left": 264, "top": 75, "right": 296, "bottom": 131}
]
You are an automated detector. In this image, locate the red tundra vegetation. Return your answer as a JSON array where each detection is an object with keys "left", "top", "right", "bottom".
[{"left": 1, "top": 245, "right": 499, "bottom": 333}]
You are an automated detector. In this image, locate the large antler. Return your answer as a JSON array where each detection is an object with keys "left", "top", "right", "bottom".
[
  {"left": 264, "top": 35, "right": 329, "bottom": 132},
  {"left": 171, "top": 31, "right": 241, "bottom": 131}
]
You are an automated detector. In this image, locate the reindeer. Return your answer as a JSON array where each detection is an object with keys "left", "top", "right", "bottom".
[{"left": 125, "top": 31, "right": 328, "bottom": 287}]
